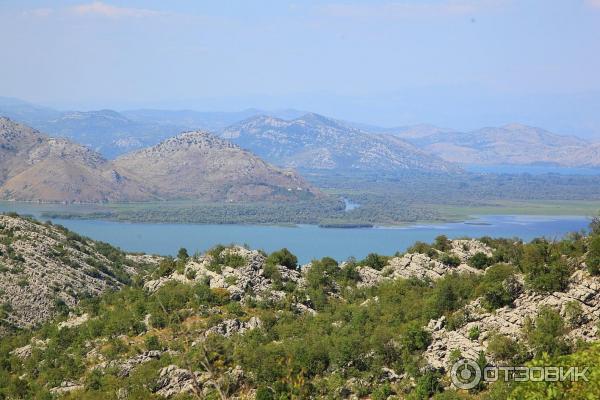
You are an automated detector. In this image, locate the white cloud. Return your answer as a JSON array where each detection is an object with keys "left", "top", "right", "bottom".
[
  {"left": 320, "top": 0, "right": 506, "bottom": 19},
  {"left": 70, "top": 1, "right": 161, "bottom": 18},
  {"left": 585, "top": 0, "right": 600, "bottom": 9}
]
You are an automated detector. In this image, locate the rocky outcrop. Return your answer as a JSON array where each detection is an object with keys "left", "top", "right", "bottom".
[
  {"left": 204, "top": 316, "right": 261, "bottom": 338},
  {"left": 154, "top": 364, "right": 245, "bottom": 398},
  {"left": 145, "top": 246, "right": 305, "bottom": 304},
  {"left": 0, "top": 214, "right": 145, "bottom": 335},
  {"left": 423, "top": 269, "right": 600, "bottom": 370},
  {"left": 356, "top": 242, "right": 489, "bottom": 288},
  {"left": 49, "top": 381, "right": 84, "bottom": 395}
]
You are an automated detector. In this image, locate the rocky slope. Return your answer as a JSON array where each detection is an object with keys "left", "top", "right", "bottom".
[
  {"left": 398, "top": 123, "right": 600, "bottom": 167},
  {"left": 0, "top": 214, "right": 152, "bottom": 335},
  {"left": 0, "top": 118, "right": 318, "bottom": 203},
  {"left": 114, "top": 131, "right": 319, "bottom": 201},
  {"left": 220, "top": 113, "right": 459, "bottom": 173},
  {"left": 1, "top": 223, "right": 600, "bottom": 398},
  {"left": 0, "top": 117, "right": 154, "bottom": 202}
]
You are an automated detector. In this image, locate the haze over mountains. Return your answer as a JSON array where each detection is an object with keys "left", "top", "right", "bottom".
[
  {"left": 1, "top": 97, "right": 599, "bottom": 170},
  {"left": 392, "top": 123, "right": 600, "bottom": 167},
  {"left": 1, "top": 97, "right": 600, "bottom": 205},
  {"left": 221, "top": 114, "right": 457, "bottom": 173},
  {"left": 0, "top": 117, "right": 315, "bottom": 203}
]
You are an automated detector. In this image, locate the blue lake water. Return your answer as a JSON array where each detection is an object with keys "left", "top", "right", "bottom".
[{"left": 0, "top": 204, "right": 589, "bottom": 263}]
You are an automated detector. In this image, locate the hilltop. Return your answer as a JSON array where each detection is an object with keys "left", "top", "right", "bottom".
[
  {"left": 114, "top": 131, "right": 318, "bottom": 202},
  {"left": 0, "top": 118, "right": 317, "bottom": 203},
  {"left": 0, "top": 117, "right": 153, "bottom": 202}
]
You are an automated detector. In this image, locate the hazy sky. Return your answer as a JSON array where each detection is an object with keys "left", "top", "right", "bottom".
[{"left": 1, "top": 1, "right": 600, "bottom": 137}]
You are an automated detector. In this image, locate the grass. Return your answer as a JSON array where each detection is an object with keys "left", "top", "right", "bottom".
[{"left": 434, "top": 200, "right": 600, "bottom": 221}]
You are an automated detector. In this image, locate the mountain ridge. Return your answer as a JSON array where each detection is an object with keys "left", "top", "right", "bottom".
[
  {"left": 220, "top": 113, "right": 460, "bottom": 173},
  {"left": 0, "top": 118, "right": 318, "bottom": 203}
]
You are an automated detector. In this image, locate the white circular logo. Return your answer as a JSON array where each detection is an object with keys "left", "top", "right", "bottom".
[{"left": 451, "top": 359, "right": 482, "bottom": 390}]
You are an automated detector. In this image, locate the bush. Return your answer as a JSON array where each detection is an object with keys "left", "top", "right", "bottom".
[
  {"left": 478, "top": 264, "right": 519, "bottom": 310},
  {"left": 439, "top": 254, "right": 461, "bottom": 267},
  {"left": 402, "top": 323, "right": 431, "bottom": 352},
  {"left": 434, "top": 235, "right": 452, "bottom": 252},
  {"left": 524, "top": 306, "right": 570, "bottom": 357},
  {"left": 265, "top": 248, "right": 298, "bottom": 270},
  {"left": 522, "top": 241, "right": 570, "bottom": 293},
  {"left": 468, "top": 252, "right": 493, "bottom": 269},
  {"left": 468, "top": 325, "right": 480, "bottom": 341},
  {"left": 487, "top": 334, "right": 526, "bottom": 364},
  {"left": 586, "top": 235, "right": 600, "bottom": 275},
  {"left": 360, "top": 253, "right": 389, "bottom": 271},
  {"left": 145, "top": 335, "right": 161, "bottom": 350}
]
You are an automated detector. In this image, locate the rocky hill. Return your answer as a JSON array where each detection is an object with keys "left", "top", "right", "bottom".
[
  {"left": 0, "top": 118, "right": 318, "bottom": 203},
  {"left": 114, "top": 131, "right": 319, "bottom": 201},
  {"left": 396, "top": 123, "right": 600, "bottom": 167},
  {"left": 0, "top": 214, "right": 153, "bottom": 335},
  {"left": 1, "top": 223, "right": 599, "bottom": 398},
  {"left": 220, "top": 113, "right": 459, "bottom": 173},
  {"left": 0, "top": 117, "right": 153, "bottom": 202}
]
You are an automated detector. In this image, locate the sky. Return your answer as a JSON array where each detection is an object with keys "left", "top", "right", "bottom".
[{"left": 1, "top": 0, "right": 600, "bottom": 137}]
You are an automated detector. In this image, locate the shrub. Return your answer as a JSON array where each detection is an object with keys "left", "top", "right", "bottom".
[
  {"left": 402, "top": 323, "right": 431, "bottom": 352},
  {"left": 468, "top": 325, "right": 480, "bottom": 341},
  {"left": 360, "top": 253, "right": 389, "bottom": 271},
  {"left": 434, "top": 235, "right": 452, "bottom": 251},
  {"left": 408, "top": 241, "right": 438, "bottom": 258},
  {"left": 524, "top": 306, "right": 570, "bottom": 357},
  {"left": 522, "top": 241, "right": 570, "bottom": 293},
  {"left": 586, "top": 235, "right": 600, "bottom": 275},
  {"left": 439, "top": 254, "right": 461, "bottom": 267},
  {"left": 487, "top": 334, "right": 526, "bottom": 364},
  {"left": 145, "top": 335, "right": 161, "bottom": 351},
  {"left": 478, "top": 264, "right": 519, "bottom": 310},
  {"left": 468, "top": 252, "right": 493, "bottom": 269},
  {"left": 265, "top": 248, "right": 298, "bottom": 270}
]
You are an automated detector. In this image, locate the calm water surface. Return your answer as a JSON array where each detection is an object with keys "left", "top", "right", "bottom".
[{"left": 0, "top": 203, "right": 590, "bottom": 263}]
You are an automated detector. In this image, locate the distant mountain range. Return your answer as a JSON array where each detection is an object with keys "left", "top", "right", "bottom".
[
  {"left": 0, "top": 117, "right": 315, "bottom": 203},
  {"left": 0, "top": 97, "right": 305, "bottom": 158},
  {"left": 220, "top": 113, "right": 458, "bottom": 173},
  {"left": 1, "top": 96, "right": 599, "bottom": 171},
  {"left": 390, "top": 123, "right": 600, "bottom": 167}
]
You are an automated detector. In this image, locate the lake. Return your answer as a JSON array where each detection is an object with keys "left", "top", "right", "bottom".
[{"left": 0, "top": 203, "right": 591, "bottom": 263}]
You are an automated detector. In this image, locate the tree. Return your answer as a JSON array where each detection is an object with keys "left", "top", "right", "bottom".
[
  {"left": 361, "top": 253, "right": 388, "bottom": 271},
  {"left": 586, "top": 235, "right": 600, "bottom": 275},
  {"left": 524, "top": 306, "right": 570, "bottom": 357},
  {"left": 266, "top": 248, "right": 298, "bottom": 270},
  {"left": 468, "top": 252, "right": 493, "bottom": 270},
  {"left": 434, "top": 235, "right": 452, "bottom": 252}
]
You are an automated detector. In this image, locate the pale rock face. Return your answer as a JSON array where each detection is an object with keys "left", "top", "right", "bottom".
[
  {"left": 203, "top": 316, "right": 262, "bottom": 338},
  {"left": 450, "top": 239, "right": 493, "bottom": 263},
  {"left": 0, "top": 215, "right": 144, "bottom": 335},
  {"left": 423, "top": 269, "right": 600, "bottom": 370},
  {"left": 49, "top": 382, "right": 84, "bottom": 395},
  {"left": 144, "top": 246, "right": 306, "bottom": 305},
  {"left": 58, "top": 313, "right": 89, "bottom": 330},
  {"left": 355, "top": 243, "right": 488, "bottom": 288}
]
